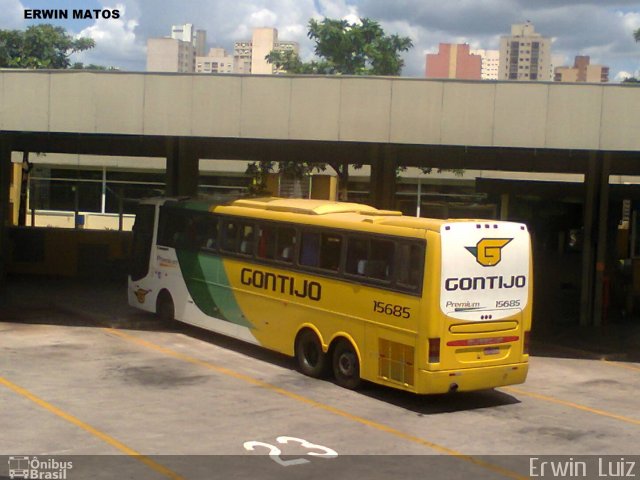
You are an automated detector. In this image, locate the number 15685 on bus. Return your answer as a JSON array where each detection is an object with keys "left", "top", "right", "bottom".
[{"left": 373, "top": 301, "right": 411, "bottom": 319}]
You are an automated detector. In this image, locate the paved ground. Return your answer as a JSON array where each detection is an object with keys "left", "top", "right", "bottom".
[{"left": 1, "top": 277, "right": 639, "bottom": 479}]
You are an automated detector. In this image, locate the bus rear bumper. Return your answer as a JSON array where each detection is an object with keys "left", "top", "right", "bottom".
[{"left": 415, "top": 362, "right": 529, "bottom": 394}]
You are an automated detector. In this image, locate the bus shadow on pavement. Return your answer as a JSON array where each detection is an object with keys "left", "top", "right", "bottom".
[
  {"left": 356, "top": 383, "right": 520, "bottom": 415},
  {"left": 176, "top": 323, "right": 522, "bottom": 415}
]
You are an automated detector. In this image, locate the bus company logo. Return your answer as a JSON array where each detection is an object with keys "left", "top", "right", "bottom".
[
  {"left": 7, "top": 456, "right": 73, "bottom": 479},
  {"left": 134, "top": 288, "right": 151, "bottom": 304},
  {"left": 465, "top": 238, "right": 513, "bottom": 267}
]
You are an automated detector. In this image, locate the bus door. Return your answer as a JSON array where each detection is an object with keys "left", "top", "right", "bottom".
[{"left": 437, "top": 221, "right": 531, "bottom": 370}]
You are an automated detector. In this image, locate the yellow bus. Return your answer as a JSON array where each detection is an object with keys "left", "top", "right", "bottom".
[{"left": 128, "top": 196, "right": 532, "bottom": 394}]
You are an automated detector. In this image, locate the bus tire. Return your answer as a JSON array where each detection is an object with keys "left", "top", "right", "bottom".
[
  {"left": 156, "top": 290, "right": 175, "bottom": 323},
  {"left": 332, "top": 339, "right": 361, "bottom": 390},
  {"left": 295, "top": 329, "right": 329, "bottom": 378}
]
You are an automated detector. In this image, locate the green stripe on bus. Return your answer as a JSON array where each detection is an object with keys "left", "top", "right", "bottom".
[{"left": 176, "top": 250, "right": 253, "bottom": 328}]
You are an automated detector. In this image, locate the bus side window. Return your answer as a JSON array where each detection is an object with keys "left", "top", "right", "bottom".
[
  {"left": 257, "top": 225, "right": 276, "bottom": 260},
  {"left": 346, "top": 237, "right": 393, "bottom": 281},
  {"left": 319, "top": 233, "right": 342, "bottom": 271},
  {"left": 299, "top": 232, "right": 320, "bottom": 267},
  {"left": 370, "top": 239, "right": 394, "bottom": 281},
  {"left": 397, "top": 243, "right": 424, "bottom": 289},
  {"left": 158, "top": 208, "right": 194, "bottom": 249},
  {"left": 201, "top": 217, "right": 218, "bottom": 251},
  {"left": 346, "top": 237, "right": 368, "bottom": 275},
  {"left": 277, "top": 227, "right": 296, "bottom": 263},
  {"left": 239, "top": 224, "right": 255, "bottom": 255},
  {"left": 221, "top": 220, "right": 239, "bottom": 252}
]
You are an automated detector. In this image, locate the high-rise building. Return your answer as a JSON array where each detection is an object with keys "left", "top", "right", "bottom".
[
  {"left": 196, "top": 48, "right": 235, "bottom": 74},
  {"left": 234, "top": 28, "right": 299, "bottom": 74},
  {"left": 554, "top": 55, "right": 609, "bottom": 83},
  {"left": 425, "top": 44, "right": 481, "bottom": 80},
  {"left": 148, "top": 25, "right": 298, "bottom": 75},
  {"left": 146, "top": 38, "right": 195, "bottom": 73},
  {"left": 147, "top": 24, "right": 207, "bottom": 73},
  {"left": 171, "top": 23, "right": 207, "bottom": 56},
  {"left": 499, "top": 22, "right": 551, "bottom": 81},
  {"left": 470, "top": 49, "right": 500, "bottom": 80}
]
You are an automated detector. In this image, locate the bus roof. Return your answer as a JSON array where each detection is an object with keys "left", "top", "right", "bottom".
[{"left": 156, "top": 196, "right": 491, "bottom": 235}]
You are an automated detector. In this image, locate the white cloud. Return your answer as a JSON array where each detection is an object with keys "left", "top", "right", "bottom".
[
  {"left": 247, "top": 8, "right": 278, "bottom": 28},
  {"left": 615, "top": 69, "right": 639, "bottom": 81},
  {"left": 74, "top": 4, "right": 145, "bottom": 69}
]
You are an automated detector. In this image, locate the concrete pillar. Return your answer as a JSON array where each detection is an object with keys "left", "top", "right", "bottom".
[
  {"left": 500, "top": 194, "right": 509, "bottom": 220},
  {"left": 592, "top": 152, "right": 611, "bottom": 326},
  {"left": 369, "top": 145, "right": 397, "bottom": 210},
  {"left": 580, "top": 151, "right": 610, "bottom": 327},
  {"left": 165, "top": 137, "right": 199, "bottom": 197},
  {"left": 0, "top": 135, "right": 12, "bottom": 295}
]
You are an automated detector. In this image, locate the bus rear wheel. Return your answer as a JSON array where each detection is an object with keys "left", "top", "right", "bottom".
[
  {"left": 156, "top": 290, "right": 175, "bottom": 323},
  {"left": 332, "top": 339, "right": 361, "bottom": 390},
  {"left": 295, "top": 329, "right": 328, "bottom": 378}
]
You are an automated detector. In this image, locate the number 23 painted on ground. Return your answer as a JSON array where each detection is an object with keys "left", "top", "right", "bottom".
[{"left": 243, "top": 436, "right": 338, "bottom": 467}]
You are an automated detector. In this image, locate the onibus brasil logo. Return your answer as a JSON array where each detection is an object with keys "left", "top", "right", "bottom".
[
  {"left": 8, "top": 456, "right": 73, "bottom": 479},
  {"left": 465, "top": 238, "right": 512, "bottom": 267}
]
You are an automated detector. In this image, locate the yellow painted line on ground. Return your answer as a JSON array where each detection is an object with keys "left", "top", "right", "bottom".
[
  {"left": 0, "top": 375, "right": 184, "bottom": 480},
  {"left": 503, "top": 386, "right": 640, "bottom": 426},
  {"left": 602, "top": 360, "right": 640, "bottom": 372},
  {"left": 105, "top": 327, "right": 527, "bottom": 480}
]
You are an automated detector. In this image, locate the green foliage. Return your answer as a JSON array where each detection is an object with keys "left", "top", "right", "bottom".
[
  {"left": 622, "top": 77, "right": 639, "bottom": 83},
  {"left": 634, "top": 28, "right": 640, "bottom": 43},
  {"left": 71, "top": 62, "right": 111, "bottom": 70},
  {"left": 0, "top": 24, "right": 95, "bottom": 69},
  {"left": 266, "top": 17, "right": 413, "bottom": 76},
  {"left": 245, "top": 161, "right": 275, "bottom": 195}
]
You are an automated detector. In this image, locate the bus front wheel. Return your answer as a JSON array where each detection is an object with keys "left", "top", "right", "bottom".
[
  {"left": 156, "top": 290, "right": 175, "bottom": 323},
  {"left": 295, "top": 329, "right": 328, "bottom": 378},
  {"left": 332, "top": 339, "right": 361, "bottom": 390}
]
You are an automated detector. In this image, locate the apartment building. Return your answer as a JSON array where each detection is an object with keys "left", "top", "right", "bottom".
[
  {"left": 470, "top": 49, "right": 500, "bottom": 80},
  {"left": 555, "top": 55, "right": 609, "bottom": 83},
  {"left": 499, "top": 22, "right": 552, "bottom": 81},
  {"left": 425, "top": 43, "right": 481, "bottom": 80},
  {"left": 146, "top": 37, "right": 195, "bottom": 73},
  {"left": 148, "top": 25, "right": 298, "bottom": 75},
  {"left": 195, "top": 48, "right": 235, "bottom": 74},
  {"left": 171, "top": 23, "right": 207, "bottom": 56},
  {"left": 235, "top": 28, "right": 299, "bottom": 74}
]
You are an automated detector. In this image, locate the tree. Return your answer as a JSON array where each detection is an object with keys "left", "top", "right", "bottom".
[
  {"left": 622, "top": 29, "right": 640, "bottom": 83},
  {"left": 267, "top": 17, "right": 412, "bottom": 76},
  {"left": 264, "top": 18, "right": 413, "bottom": 200},
  {"left": 0, "top": 24, "right": 95, "bottom": 69}
]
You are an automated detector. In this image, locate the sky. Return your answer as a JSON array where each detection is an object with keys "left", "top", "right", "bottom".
[{"left": 2, "top": 0, "right": 640, "bottom": 81}]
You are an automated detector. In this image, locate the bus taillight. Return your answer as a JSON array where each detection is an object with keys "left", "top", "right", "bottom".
[
  {"left": 524, "top": 331, "right": 531, "bottom": 354},
  {"left": 446, "top": 336, "right": 519, "bottom": 347},
  {"left": 428, "top": 338, "right": 440, "bottom": 363}
]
